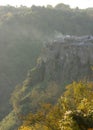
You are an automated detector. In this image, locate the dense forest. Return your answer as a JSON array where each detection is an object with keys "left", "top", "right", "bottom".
[{"left": 0, "top": 3, "right": 93, "bottom": 130}]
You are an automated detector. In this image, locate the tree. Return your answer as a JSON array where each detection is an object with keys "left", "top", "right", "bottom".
[
  {"left": 18, "top": 80, "right": 93, "bottom": 130},
  {"left": 59, "top": 81, "right": 93, "bottom": 130}
]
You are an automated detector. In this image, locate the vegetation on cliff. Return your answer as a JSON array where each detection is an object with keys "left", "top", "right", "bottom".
[
  {"left": 18, "top": 81, "right": 93, "bottom": 130},
  {"left": 1, "top": 3, "right": 93, "bottom": 130}
]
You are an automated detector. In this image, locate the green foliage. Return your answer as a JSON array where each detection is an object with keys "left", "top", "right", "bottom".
[
  {"left": 60, "top": 81, "right": 93, "bottom": 110},
  {"left": 1, "top": 3, "right": 93, "bottom": 129},
  {"left": 17, "top": 80, "right": 93, "bottom": 130},
  {"left": 59, "top": 81, "right": 93, "bottom": 130},
  {"left": 11, "top": 80, "right": 62, "bottom": 115},
  {"left": 0, "top": 111, "right": 17, "bottom": 130},
  {"left": 59, "top": 111, "right": 80, "bottom": 130},
  {"left": 18, "top": 103, "right": 61, "bottom": 130}
]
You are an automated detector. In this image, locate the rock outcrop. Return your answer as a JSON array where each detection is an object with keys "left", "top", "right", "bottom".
[
  {"left": 4, "top": 35, "right": 93, "bottom": 130},
  {"left": 39, "top": 35, "right": 93, "bottom": 83},
  {"left": 14, "top": 35, "right": 93, "bottom": 115}
]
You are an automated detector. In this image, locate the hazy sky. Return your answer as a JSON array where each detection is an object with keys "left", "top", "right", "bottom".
[{"left": 0, "top": 0, "right": 93, "bottom": 9}]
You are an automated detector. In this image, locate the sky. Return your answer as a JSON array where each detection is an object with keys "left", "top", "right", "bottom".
[{"left": 0, "top": 0, "right": 93, "bottom": 9}]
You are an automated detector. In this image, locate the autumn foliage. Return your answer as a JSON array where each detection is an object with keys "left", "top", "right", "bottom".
[{"left": 18, "top": 81, "right": 93, "bottom": 130}]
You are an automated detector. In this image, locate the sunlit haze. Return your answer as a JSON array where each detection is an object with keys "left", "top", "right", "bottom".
[{"left": 0, "top": 0, "right": 93, "bottom": 9}]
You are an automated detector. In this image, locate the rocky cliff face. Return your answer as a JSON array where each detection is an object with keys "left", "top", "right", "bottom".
[
  {"left": 16, "top": 35, "right": 93, "bottom": 115},
  {"left": 3, "top": 35, "right": 93, "bottom": 130},
  {"left": 39, "top": 35, "right": 93, "bottom": 83},
  {"left": 11, "top": 35, "right": 93, "bottom": 115}
]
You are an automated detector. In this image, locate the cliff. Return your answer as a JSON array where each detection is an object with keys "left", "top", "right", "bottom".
[
  {"left": 40, "top": 35, "right": 93, "bottom": 83},
  {"left": 1, "top": 35, "right": 93, "bottom": 130},
  {"left": 11, "top": 35, "right": 93, "bottom": 115}
]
